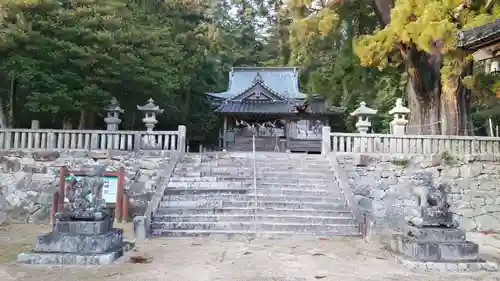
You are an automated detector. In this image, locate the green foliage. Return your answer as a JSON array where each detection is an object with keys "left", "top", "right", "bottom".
[
  {"left": 390, "top": 158, "right": 409, "bottom": 167},
  {"left": 440, "top": 150, "right": 457, "bottom": 165},
  {"left": 0, "top": 0, "right": 268, "bottom": 143},
  {"left": 284, "top": 0, "right": 405, "bottom": 133}
]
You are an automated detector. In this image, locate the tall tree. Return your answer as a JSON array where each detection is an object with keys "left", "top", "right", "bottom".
[{"left": 355, "top": 0, "right": 500, "bottom": 135}]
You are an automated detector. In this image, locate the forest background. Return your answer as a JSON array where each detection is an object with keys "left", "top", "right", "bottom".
[{"left": 0, "top": 0, "right": 498, "bottom": 145}]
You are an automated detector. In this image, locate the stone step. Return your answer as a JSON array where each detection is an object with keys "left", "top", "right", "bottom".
[
  {"left": 173, "top": 172, "right": 254, "bottom": 178},
  {"left": 169, "top": 176, "right": 251, "bottom": 182},
  {"left": 151, "top": 229, "right": 361, "bottom": 238},
  {"left": 257, "top": 179, "right": 335, "bottom": 185},
  {"left": 155, "top": 207, "right": 353, "bottom": 216},
  {"left": 153, "top": 214, "right": 355, "bottom": 224},
  {"left": 167, "top": 181, "right": 250, "bottom": 188},
  {"left": 158, "top": 200, "right": 347, "bottom": 210},
  {"left": 165, "top": 184, "right": 340, "bottom": 193},
  {"left": 164, "top": 188, "right": 342, "bottom": 197},
  {"left": 257, "top": 174, "right": 333, "bottom": 180},
  {"left": 151, "top": 221, "right": 359, "bottom": 233},
  {"left": 257, "top": 160, "right": 330, "bottom": 165},
  {"left": 167, "top": 179, "right": 338, "bottom": 190},
  {"left": 174, "top": 167, "right": 252, "bottom": 173},
  {"left": 254, "top": 161, "right": 331, "bottom": 166},
  {"left": 162, "top": 194, "right": 345, "bottom": 203},
  {"left": 175, "top": 166, "right": 332, "bottom": 172},
  {"left": 169, "top": 176, "right": 334, "bottom": 184}
]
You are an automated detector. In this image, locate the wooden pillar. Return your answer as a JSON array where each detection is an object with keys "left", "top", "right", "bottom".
[
  {"left": 115, "top": 166, "right": 125, "bottom": 223},
  {"left": 284, "top": 120, "right": 289, "bottom": 140},
  {"left": 58, "top": 167, "right": 66, "bottom": 213},
  {"left": 50, "top": 191, "right": 59, "bottom": 224},
  {"left": 218, "top": 128, "right": 222, "bottom": 149},
  {"left": 222, "top": 116, "right": 228, "bottom": 149}
]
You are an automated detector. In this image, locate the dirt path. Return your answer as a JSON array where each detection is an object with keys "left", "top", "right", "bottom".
[{"left": 1, "top": 224, "right": 500, "bottom": 281}]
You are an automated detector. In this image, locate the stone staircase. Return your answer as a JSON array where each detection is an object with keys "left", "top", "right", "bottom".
[{"left": 151, "top": 152, "right": 360, "bottom": 238}]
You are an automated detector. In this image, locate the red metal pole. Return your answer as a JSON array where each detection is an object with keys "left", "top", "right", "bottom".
[
  {"left": 58, "top": 167, "right": 66, "bottom": 213},
  {"left": 51, "top": 191, "right": 58, "bottom": 224},
  {"left": 122, "top": 193, "right": 129, "bottom": 223},
  {"left": 115, "top": 167, "right": 125, "bottom": 223}
]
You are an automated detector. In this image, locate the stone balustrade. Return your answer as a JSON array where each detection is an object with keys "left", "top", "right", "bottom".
[
  {"left": 321, "top": 128, "right": 500, "bottom": 156},
  {"left": 0, "top": 126, "right": 186, "bottom": 152}
]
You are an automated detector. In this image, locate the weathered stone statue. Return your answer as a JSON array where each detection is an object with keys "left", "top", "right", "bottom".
[
  {"left": 392, "top": 172, "right": 496, "bottom": 272},
  {"left": 55, "top": 165, "right": 109, "bottom": 221},
  {"left": 18, "top": 165, "right": 124, "bottom": 265},
  {"left": 406, "top": 179, "right": 457, "bottom": 228}
]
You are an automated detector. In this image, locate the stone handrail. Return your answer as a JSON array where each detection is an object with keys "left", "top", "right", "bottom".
[
  {"left": 321, "top": 127, "right": 500, "bottom": 155},
  {"left": 144, "top": 152, "right": 182, "bottom": 236},
  {"left": 0, "top": 126, "right": 186, "bottom": 152},
  {"left": 326, "top": 154, "right": 364, "bottom": 235}
]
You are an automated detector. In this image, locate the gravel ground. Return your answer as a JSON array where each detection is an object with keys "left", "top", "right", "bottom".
[{"left": 1, "top": 224, "right": 500, "bottom": 281}]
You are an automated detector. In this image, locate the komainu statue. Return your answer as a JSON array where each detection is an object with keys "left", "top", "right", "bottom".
[
  {"left": 406, "top": 172, "right": 458, "bottom": 228},
  {"left": 55, "top": 165, "right": 109, "bottom": 221}
]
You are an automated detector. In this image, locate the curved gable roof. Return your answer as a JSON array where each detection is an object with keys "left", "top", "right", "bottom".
[{"left": 206, "top": 67, "right": 308, "bottom": 100}]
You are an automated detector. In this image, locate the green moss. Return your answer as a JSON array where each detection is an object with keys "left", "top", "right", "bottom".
[
  {"left": 440, "top": 150, "right": 456, "bottom": 165},
  {"left": 391, "top": 158, "right": 409, "bottom": 167}
]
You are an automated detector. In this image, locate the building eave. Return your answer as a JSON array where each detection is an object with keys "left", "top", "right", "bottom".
[{"left": 457, "top": 19, "right": 500, "bottom": 50}]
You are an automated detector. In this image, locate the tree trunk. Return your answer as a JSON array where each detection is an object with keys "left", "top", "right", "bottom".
[
  {"left": 78, "top": 109, "right": 86, "bottom": 129},
  {"left": 62, "top": 118, "right": 72, "bottom": 129},
  {"left": 441, "top": 58, "right": 473, "bottom": 135},
  {"left": 0, "top": 98, "right": 8, "bottom": 128},
  {"left": 183, "top": 89, "right": 191, "bottom": 125},
  {"left": 458, "top": 61, "right": 473, "bottom": 135},
  {"left": 441, "top": 78, "right": 460, "bottom": 135},
  {"left": 371, "top": 0, "right": 393, "bottom": 26},
  {"left": 406, "top": 47, "right": 442, "bottom": 135},
  {"left": 8, "top": 78, "right": 16, "bottom": 128},
  {"left": 87, "top": 112, "right": 96, "bottom": 129}
]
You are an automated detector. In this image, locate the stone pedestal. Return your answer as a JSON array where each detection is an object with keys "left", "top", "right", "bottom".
[
  {"left": 390, "top": 225, "right": 497, "bottom": 272},
  {"left": 17, "top": 219, "right": 124, "bottom": 265}
]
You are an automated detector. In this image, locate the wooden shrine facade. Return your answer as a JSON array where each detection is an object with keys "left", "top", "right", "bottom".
[{"left": 206, "top": 67, "right": 345, "bottom": 152}]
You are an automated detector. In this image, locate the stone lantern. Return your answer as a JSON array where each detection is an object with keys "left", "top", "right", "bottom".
[
  {"left": 389, "top": 98, "right": 410, "bottom": 136},
  {"left": 137, "top": 98, "right": 164, "bottom": 132},
  {"left": 104, "top": 97, "right": 124, "bottom": 131},
  {"left": 350, "top": 101, "right": 377, "bottom": 134}
]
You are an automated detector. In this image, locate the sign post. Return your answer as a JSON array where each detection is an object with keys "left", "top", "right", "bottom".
[{"left": 57, "top": 166, "right": 126, "bottom": 223}]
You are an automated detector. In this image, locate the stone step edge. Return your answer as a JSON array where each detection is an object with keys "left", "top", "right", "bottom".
[
  {"left": 165, "top": 188, "right": 341, "bottom": 192},
  {"left": 151, "top": 221, "right": 357, "bottom": 226},
  {"left": 156, "top": 207, "right": 352, "bottom": 211},
  {"left": 162, "top": 194, "right": 345, "bottom": 199},
  {"left": 154, "top": 214, "right": 354, "bottom": 219},
  {"left": 160, "top": 200, "right": 348, "bottom": 205},
  {"left": 151, "top": 229, "right": 362, "bottom": 236}
]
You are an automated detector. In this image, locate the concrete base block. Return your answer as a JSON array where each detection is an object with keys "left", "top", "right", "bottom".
[
  {"left": 35, "top": 229, "right": 123, "bottom": 254},
  {"left": 391, "top": 234, "right": 479, "bottom": 262},
  {"left": 17, "top": 248, "right": 123, "bottom": 265},
  {"left": 53, "top": 220, "right": 113, "bottom": 235},
  {"left": 404, "top": 226, "right": 466, "bottom": 242},
  {"left": 395, "top": 256, "right": 498, "bottom": 272},
  {"left": 133, "top": 216, "right": 147, "bottom": 240}
]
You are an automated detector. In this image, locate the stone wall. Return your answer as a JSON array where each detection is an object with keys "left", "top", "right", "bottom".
[
  {"left": 0, "top": 150, "right": 173, "bottom": 225},
  {"left": 334, "top": 153, "right": 500, "bottom": 232}
]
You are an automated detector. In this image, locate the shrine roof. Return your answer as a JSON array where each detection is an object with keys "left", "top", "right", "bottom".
[
  {"left": 457, "top": 18, "right": 500, "bottom": 50},
  {"left": 215, "top": 100, "right": 344, "bottom": 115},
  {"left": 206, "top": 67, "right": 308, "bottom": 100}
]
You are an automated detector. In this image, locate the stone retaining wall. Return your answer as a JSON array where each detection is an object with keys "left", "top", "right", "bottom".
[
  {"left": 334, "top": 153, "right": 500, "bottom": 232},
  {"left": 0, "top": 150, "right": 173, "bottom": 225}
]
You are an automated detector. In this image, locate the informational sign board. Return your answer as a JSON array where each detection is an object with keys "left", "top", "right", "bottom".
[{"left": 64, "top": 175, "right": 119, "bottom": 204}]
